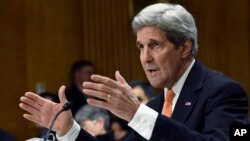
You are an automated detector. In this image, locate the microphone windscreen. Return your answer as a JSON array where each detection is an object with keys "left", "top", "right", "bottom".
[{"left": 62, "top": 101, "right": 73, "bottom": 111}]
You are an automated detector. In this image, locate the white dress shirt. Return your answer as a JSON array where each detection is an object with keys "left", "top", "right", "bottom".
[
  {"left": 57, "top": 59, "right": 195, "bottom": 141},
  {"left": 56, "top": 120, "right": 80, "bottom": 141}
]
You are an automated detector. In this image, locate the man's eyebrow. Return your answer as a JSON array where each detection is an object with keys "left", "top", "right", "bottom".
[
  {"left": 136, "top": 41, "right": 141, "bottom": 46},
  {"left": 149, "top": 38, "right": 159, "bottom": 42}
]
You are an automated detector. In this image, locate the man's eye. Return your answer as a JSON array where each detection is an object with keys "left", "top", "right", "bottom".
[
  {"left": 137, "top": 44, "right": 144, "bottom": 49},
  {"left": 149, "top": 42, "right": 160, "bottom": 48},
  {"left": 153, "top": 42, "right": 160, "bottom": 46}
]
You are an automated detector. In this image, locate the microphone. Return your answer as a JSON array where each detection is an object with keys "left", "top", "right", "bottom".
[{"left": 43, "top": 101, "right": 73, "bottom": 141}]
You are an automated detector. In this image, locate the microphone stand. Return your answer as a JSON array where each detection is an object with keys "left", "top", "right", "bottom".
[{"left": 43, "top": 102, "right": 73, "bottom": 141}]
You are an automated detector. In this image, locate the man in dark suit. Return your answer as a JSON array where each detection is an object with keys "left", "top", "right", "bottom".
[
  {"left": 65, "top": 60, "right": 95, "bottom": 116},
  {"left": 19, "top": 3, "right": 249, "bottom": 141}
]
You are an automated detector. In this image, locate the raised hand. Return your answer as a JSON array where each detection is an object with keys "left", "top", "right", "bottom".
[
  {"left": 82, "top": 71, "right": 141, "bottom": 121},
  {"left": 19, "top": 85, "right": 74, "bottom": 136}
]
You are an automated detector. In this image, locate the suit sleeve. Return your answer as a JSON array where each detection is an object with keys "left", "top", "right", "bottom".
[
  {"left": 56, "top": 120, "right": 99, "bottom": 141},
  {"left": 149, "top": 82, "right": 249, "bottom": 141}
]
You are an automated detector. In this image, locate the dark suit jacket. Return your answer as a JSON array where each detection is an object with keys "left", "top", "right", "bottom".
[{"left": 75, "top": 61, "right": 249, "bottom": 141}]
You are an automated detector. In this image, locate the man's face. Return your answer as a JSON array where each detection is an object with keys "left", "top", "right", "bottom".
[
  {"left": 136, "top": 26, "right": 183, "bottom": 88},
  {"left": 80, "top": 119, "right": 103, "bottom": 136},
  {"left": 111, "top": 121, "right": 125, "bottom": 141},
  {"left": 132, "top": 86, "right": 149, "bottom": 104},
  {"left": 75, "top": 66, "right": 95, "bottom": 83}
]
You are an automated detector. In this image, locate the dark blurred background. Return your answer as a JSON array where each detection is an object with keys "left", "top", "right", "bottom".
[{"left": 0, "top": 0, "right": 249, "bottom": 140}]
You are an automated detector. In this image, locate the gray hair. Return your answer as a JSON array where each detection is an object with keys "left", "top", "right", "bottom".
[
  {"left": 74, "top": 105, "right": 110, "bottom": 130},
  {"left": 132, "top": 3, "right": 198, "bottom": 56}
]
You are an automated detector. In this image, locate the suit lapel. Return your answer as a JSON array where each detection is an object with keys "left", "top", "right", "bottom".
[
  {"left": 171, "top": 61, "right": 206, "bottom": 123},
  {"left": 171, "top": 89, "right": 198, "bottom": 123}
]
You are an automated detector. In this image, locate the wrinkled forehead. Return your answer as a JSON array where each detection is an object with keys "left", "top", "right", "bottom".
[{"left": 136, "top": 26, "right": 167, "bottom": 42}]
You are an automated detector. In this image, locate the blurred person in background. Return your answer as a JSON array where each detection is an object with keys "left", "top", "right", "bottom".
[
  {"left": 74, "top": 104, "right": 114, "bottom": 141},
  {"left": 0, "top": 129, "right": 17, "bottom": 141},
  {"left": 128, "top": 80, "right": 155, "bottom": 104},
  {"left": 111, "top": 117, "right": 131, "bottom": 141},
  {"left": 65, "top": 60, "right": 95, "bottom": 116}
]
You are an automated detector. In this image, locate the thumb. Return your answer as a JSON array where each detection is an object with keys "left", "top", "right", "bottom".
[
  {"left": 115, "top": 71, "right": 126, "bottom": 84},
  {"left": 58, "top": 85, "right": 67, "bottom": 103}
]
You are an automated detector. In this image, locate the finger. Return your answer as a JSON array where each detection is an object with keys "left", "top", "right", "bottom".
[
  {"left": 115, "top": 71, "right": 127, "bottom": 84},
  {"left": 20, "top": 96, "right": 42, "bottom": 111},
  {"left": 23, "top": 114, "right": 41, "bottom": 126},
  {"left": 90, "top": 75, "right": 120, "bottom": 88},
  {"left": 83, "top": 82, "right": 117, "bottom": 96},
  {"left": 19, "top": 103, "right": 41, "bottom": 116},
  {"left": 58, "top": 85, "right": 67, "bottom": 103},
  {"left": 87, "top": 98, "right": 111, "bottom": 110},
  {"left": 25, "top": 92, "right": 46, "bottom": 105},
  {"left": 83, "top": 89, "right": 110, "bottom": 101}
]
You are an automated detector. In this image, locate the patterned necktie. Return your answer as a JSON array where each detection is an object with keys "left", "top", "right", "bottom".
[{"left": 162, "top": 89, "right": 175, "bottom": 117}]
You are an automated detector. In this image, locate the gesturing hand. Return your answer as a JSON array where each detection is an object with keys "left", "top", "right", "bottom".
[
  {"left": 83, "top": 71, "right": 141, "bottom": 121},
  {"left": 19, "top": 86, "right": 74, "bottom": 136}
]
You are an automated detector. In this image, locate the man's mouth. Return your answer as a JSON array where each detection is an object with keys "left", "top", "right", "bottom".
[
  {"left": 147, "top": 69, "right": 158, "bottom": 75},
  {"left": 149, "top": 70, "right": 156, "bottom": 73}
]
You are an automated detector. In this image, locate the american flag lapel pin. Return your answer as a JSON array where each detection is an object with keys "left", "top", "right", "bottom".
[{"left": 185, "top": 102, "right": 192, "bottom": 106}]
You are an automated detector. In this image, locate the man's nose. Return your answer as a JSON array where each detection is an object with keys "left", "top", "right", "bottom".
[{"left": 140, "top": 47, "right": 153, "bottom": 63}]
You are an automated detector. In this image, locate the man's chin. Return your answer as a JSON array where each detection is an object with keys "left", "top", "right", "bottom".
[{"left": 148, "top": 79, "right": 163, "bottom": 88}]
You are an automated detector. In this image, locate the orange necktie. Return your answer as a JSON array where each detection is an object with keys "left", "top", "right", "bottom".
[{"left": 162, "top": 89, "right": 175, "bottom": 117}]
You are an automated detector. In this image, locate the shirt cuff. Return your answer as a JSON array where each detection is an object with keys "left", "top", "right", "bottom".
[
  {"left": 56, "top": 120, "right": 81, "bottom": 141},
  {"left": 128, "top": 104, "right": 158, "bottom": 140}
]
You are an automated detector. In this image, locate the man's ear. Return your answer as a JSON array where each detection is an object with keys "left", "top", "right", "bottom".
[{"left": 180, "top": 39, "right": 192, "bottom": 59}]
